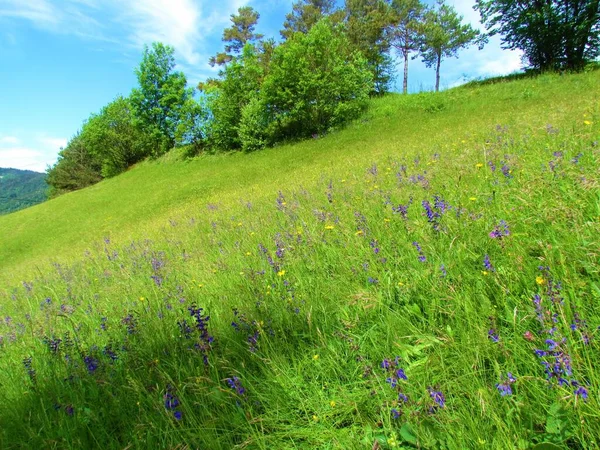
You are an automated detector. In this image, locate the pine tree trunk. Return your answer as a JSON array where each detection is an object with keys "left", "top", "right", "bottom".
[
  {"left": 403, "top": 49, "right": 409, "bottom": 94},
  {"left": 435, "top": 54, "right": 441, "bottom": 92}
]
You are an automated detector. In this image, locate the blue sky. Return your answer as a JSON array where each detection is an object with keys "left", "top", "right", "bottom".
[{"left": 0, "top": 0, "right": 522, "bottom": 172}]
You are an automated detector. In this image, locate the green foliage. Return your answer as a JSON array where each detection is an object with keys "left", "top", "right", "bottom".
[
  {"left": 389, "top": 0, "right": 426, "bottom": 93},
  {"left": 205, "top": 45, "right": 264, "bottom": 151},
  {"left": 80, "top": 96, "right": 146, "bottom": 178},
  {"left": 1, "top": 71, "right": 600, "bottom": 449},
  {"left": 419, "top": 0, "right": 485, "bottom": 91},
  {"left": 344, "top": 0, "right": 395, "bottom": 94},
  {"left": 476, "top": 0, "right": 600, "bottom": 71},
  {"left": 210, "top": 6, "right": 264, "bottom": 67},
  {"left": 238, "top": 96, "right": 271, "bottom": 152},
  {"left": 46, "top": 133, "right": 103, "bottom": 197},
  {"left": 281, "top": 0, "right": 343, "bottom": 39},
  {"left": 0, "top": 168, "right": 47, "bottom": 214},
  {"left": 130, "top": 42, "right": 195, "bottom": 156},
  {"left": 262, "top": 19, "right": 373, "bottom": 140}
]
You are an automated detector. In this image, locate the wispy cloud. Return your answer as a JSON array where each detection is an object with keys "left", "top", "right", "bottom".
[{"left": 0, "top": 133, "right": 66, "bottom": 172}]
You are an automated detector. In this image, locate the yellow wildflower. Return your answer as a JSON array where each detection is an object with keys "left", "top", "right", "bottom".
[
  {"left": 139, "top": 297, "right": 145, "bottom": 302},
  {"left": 355, "top": 230, "right": 364, "bottom": 236},
  {"left": 584, "top": 120, "right": 592, "bottom": 125},
  {"left": 277, "top": 270, "right": 286, "bottom": 277},
  {"left": 536, "top": 276, "right": 545, "bottom": 285},
  {"left": 330, "top": 401, "right": 336, "bottom": 407},
  {"left": 482, "top": 271, "right": 489, "bottom": 276},
  {"left": 313, "top": 354, "right": 319, "bottom": 360},
  {"left": 476, "top": 163, "right": 484, "bottom": 168},
  {"left": 245, "top": 252, "right": 251, "bottom": 256},
  {"left": 324, "top": 225, "right": 335, "bottom": 230},
  {"left": 469, "top": 197, "right": 477, "bottom": 201},
  {"left": 312, "top": 415, "right": 319, "bottom": 422}
]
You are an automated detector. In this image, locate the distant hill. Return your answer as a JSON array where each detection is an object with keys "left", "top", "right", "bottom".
[{"left": 0, "top": 168, "right": 47, "bottom": 215}]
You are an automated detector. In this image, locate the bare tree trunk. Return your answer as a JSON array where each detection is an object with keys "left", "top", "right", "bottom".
[
  {"left": 435, "top": 53, "right": 441, "bottom": 92},
  {"left": 403, "top": 48, "right": 409, "bottom": 94}
]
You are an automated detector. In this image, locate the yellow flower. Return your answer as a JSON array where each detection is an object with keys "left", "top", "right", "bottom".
[
  {"left": 237, "top": 222, "right": 243, "bottom": 227},
  {"left": 461, "top": 140, "right": 467, "bottom": 144},
  {"left": 198, "top": 283, "right": 204, "bottom": 288},
  {"left": 139, "top": 296, "right": 145, "bottom": 302},
  {"left": 384, "top": 218, "right": 391, "bottom": 223},
  {"left": 397, "top": 282, "right": 405, "bottom": 286},
  {"left": 312, "top": 415, "right": 319, "bottom": 422},
  {"left": 355, "top": 230, "right": 364, "bottom": 236},
  {"left": 245, "top": 252, "right": 251, "bottom": 256},
  {"left": 476, "top": 163, "right": 484, "bottom": 168},
  {"left": 482, "top": 270, "right": 489, "bottom": 276},
  {"left": 469, "top": 197, "right": 477, "bottom": 201},
  {"left": 313, "top": 354, "right": 319, "bottom": 360},
  {"left": 536, "top": 276, "right": 545, "bottom": 285},
  {"left": 277, "top": 270, "right": 286, "bottom": 277},
  {"left": 324, "top": 225, "right": 335, "bottom": 230},
  {"left": 584, "top": 120, "right": 592, "bottom": 125},
  {"left": 341, "top": 179, "right": 346, "bottom": 183},
  {"left": 329, "top": 401, "right": 336, "bottom": 407}
]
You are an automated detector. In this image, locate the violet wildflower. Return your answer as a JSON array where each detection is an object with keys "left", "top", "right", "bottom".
[
  {"left": 428, "top": 387, "right": 445, "bottom": 409},
  {"left": 496, "top": 372, "right": 516, "bottom": 397},
  {"left": 84, "top": 355, "right": 99, "bottom": 374},
  {"left": 489, "top": 220, "right": 510, "bottom": 239},
  {"left": 226, "top": 376, "right": 246, "bottom": 396},
  {"left": 483, "top": 255, "right": 494, "bottom": 272},
  {"left": 391, "top": 408, "right": 401, "bottom": 419},
  {"left": 23, "top": 356, "right": 36, "bottom": 382},
  {"left": 440, "top": 264, "right": 447, "bottom": 278},
  {"left": 488, "top": 328, "right": 499, "bottom": 343},
  {"left": 412, "top": 242, "right": 426, "bottom": 262},
  {"left": 164, "top": 385, "right": 183, "bottom": 419}
]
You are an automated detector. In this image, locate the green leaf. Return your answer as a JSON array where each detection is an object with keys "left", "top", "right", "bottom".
[
  {"left": 399, "top": 423, "right": 417, "bottom": 445},
  {"left": 531, "top": 443, "right": 563, "bottom": 450}
]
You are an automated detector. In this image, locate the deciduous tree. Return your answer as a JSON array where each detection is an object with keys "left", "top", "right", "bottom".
[
  {"left": 419, "top": 1, "right": 484, "bottom": 92},
  {"left": 476, "top": 0, "right": 600, "bottom": 71}
]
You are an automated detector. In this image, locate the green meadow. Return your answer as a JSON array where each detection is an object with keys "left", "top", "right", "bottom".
[{"left": 0, "top": 71, "right": 599, "bottom": 449}]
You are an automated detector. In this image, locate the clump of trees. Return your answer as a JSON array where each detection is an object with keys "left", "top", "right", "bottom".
[
  {"left": 47, "top": 0, "right": 489, "bottom": 196},
  {"left": 476, "top": 0, "right": 600, "bottom": 71}
]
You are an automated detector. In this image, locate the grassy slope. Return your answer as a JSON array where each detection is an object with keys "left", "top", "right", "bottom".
[
  {"left": 0, "top": 71, "right": 599, "bottom": 449},
  {"left": 1, "top": 72, "right": 596, "bottom": 284}
]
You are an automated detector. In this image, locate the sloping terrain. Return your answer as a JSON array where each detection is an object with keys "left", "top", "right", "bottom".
[{"left": 0, "top": 72, "right": 599, "bottom": 449}]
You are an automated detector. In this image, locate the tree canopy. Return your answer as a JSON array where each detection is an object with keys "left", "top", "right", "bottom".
[{"left": 476, "top": 0, "right": 600, "bottom": 71}]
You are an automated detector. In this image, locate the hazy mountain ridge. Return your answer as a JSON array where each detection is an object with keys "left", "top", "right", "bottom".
[{"left": 0, "top": 168, "right": 47, "bottom": 215}]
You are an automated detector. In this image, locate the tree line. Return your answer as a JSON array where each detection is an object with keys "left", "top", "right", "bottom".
[{"left": 46, "top": 0, "right": 600, "bottom": 196}]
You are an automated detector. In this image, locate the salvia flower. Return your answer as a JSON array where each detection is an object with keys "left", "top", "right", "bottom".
[
  {"left": 428, "top": 387, "right": 445, "bottom": 409},
  {"left": 489, "top": 220, "right": 510, "bottom": 239},
  {"left": 483, "top": 255, "right": 495, "bottom": 272},
  {"left": 226, "top": 376, "right": 246, "bottom": 397},
  {"left": 496, "top": 372, "right": 516, "bottom": 397}
]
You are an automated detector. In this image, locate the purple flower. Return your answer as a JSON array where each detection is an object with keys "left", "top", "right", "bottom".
[
  {"left": 391, "top": 408, "right": 401, "bottom": 419},
  {"left": 83, "top": 355, "right": 99, "bottom": 373},
  {"left": 488, "top": 328, "right": 499, "bottom": 343},
  {"left": 489, "top": 220, "right": 510, "bottom": 239},
  {"left": 483, "top": 255, "right": 494, "bottom": 272},
  {"left": 226, "top": 376, "right": 246, "bottom": 396},
  {"left": 428, "top": 388, "right": 445, "bottom": 408},
  {"left": 496, "top": 372, "right": 516, "bottom": 396}
]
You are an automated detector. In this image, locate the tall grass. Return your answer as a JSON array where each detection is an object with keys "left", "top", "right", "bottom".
[{"left": 0, "top": 71, "right": 599, "bottom": 449}]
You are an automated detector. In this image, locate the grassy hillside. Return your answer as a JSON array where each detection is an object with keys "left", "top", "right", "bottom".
[
  {"left": 0, "top": 71, "right": 599, "bottom": 449},
  {"left": 0, "top": 168, "right": 47, "bottom": 215}
]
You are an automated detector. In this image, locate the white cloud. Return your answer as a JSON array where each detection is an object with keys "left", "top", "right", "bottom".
[
  {"left": 0, "top": 136, "right": 20, "bottom": 145},
  {"left": 0, "top": 134, "right": 66, "bottom": 172},
  {"left": 0, "top": 147, "right": 47, "bottom": 172}
]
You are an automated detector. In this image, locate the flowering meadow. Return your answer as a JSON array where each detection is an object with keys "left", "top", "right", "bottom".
[{"left": 0, "top": 72, "right": 599, "bottom": 449}]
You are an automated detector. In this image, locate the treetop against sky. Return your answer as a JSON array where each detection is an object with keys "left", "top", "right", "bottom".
[{"left": 0, "top": 0, "right": 521, "bottom": 172}]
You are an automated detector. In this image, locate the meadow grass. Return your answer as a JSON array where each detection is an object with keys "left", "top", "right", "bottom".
[{"left": 0, "top": 70, "right": 599, "bottom": 449}]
